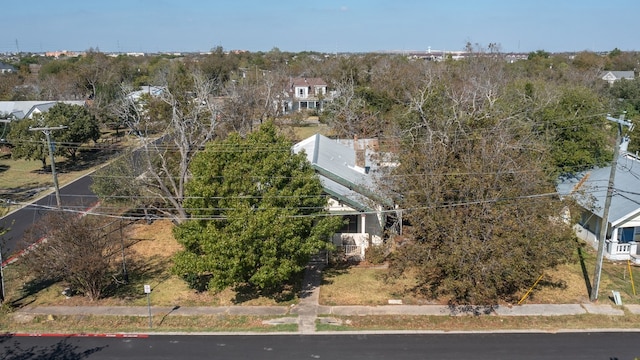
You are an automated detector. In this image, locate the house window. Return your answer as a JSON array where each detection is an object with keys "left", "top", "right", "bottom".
[
  {"left": 618, "top": 227, "right": 637, "bottom": 243},
  {"left": 338, "top": 215, "right": 358, "bottom": 233},
  {"left": 298, "top": 88, "right": 304, "bottom": 97}
]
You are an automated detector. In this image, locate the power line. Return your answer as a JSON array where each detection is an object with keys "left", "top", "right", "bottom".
[{"left": 1, "top": 190, "right": 565, "bottom": 221}]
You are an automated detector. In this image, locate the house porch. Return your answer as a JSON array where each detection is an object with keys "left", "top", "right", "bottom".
[{"left": 575, "top": 224, "right": 640, "bottom": 264}]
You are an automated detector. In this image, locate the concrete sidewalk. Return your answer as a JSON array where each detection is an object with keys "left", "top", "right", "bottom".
[
  {"left": 12, "top": 259, "right": 634, "bottom": 333},
  {"left": 17, "top": 302, "right": 628, "bottom": 318}
]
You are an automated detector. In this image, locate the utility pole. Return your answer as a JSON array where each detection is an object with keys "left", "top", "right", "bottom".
[
  {"left": 0, "top": 242, "right": 5, "bottom": 303},
  {"left": 120, "top": 219, "right": 129, "bottom": 283},
  {"left": 29, "top": 126, "right": 67, "bottom": 209},
  {"left": 591, "top": 113, "right": 634, "bottom": 301}
]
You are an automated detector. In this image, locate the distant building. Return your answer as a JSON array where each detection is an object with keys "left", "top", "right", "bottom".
[
  {"left": 126, "top": 86, "right": 165, "bottom": 102},
  {"left": 0, "top": 62, "right": 16, "bottom": 74},
  {"left": 601, "top": 71, "right": 635, "bottom": 85},
  {"left": 45, "top": 50, "right": 82, "bottom": 58},
  {"left": 0, "top": 101, "right": 86, "bottom": 120},
  {"left": 282, "top": 77, "right": 334, "bottom": 113}
]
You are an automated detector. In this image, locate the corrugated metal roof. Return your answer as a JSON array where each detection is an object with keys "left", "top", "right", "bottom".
[
  {"left": 557, "top": 153, "right": 640, "bottom": 225},
  {"left": 293, "top": 134, "right": 390, "bottom": 211},
  {"left": 0, "top": 101, "right": 85, "bottom": 119}
]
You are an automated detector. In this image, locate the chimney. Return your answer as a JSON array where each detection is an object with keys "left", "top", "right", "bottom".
[{"left": 354, "top": 135, "right": 366, "bottom": 169}]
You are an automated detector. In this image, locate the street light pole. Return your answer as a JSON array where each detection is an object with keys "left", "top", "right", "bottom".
[
  {"left": 590, "top": 113, "right": 633, "bottom": 301},
  {"left": 29, "top": 126, "right": 67, "bottom": 208}
]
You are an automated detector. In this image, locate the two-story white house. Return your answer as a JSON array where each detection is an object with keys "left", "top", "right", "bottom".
[{"left": 283, "top": 77, "right": 333, "bottom": 113}]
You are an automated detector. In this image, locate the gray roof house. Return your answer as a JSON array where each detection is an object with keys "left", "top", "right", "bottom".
[
  {"left": 0, "top": 101, "right": 86, "bottom": 120},
  {"left": 0, "top": 62, "right": 16, "bottom": 74},
  {"left": 557, "top": 152, "right": 640, "bottom": 262},
  {"left": 126, "top": 86, "right": 165, "bottom": 102},
  {"left": 600, "top": 71, "right": 635, "bottom": 85},
  {"left": 293, "top": 133, "right": 396, "bottom": 259}
]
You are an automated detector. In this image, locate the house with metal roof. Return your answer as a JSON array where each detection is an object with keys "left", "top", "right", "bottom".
[
  {"left": 293, "top": 133, "right": 396, "bottom": 259},
  {"left": 0, "top": 101, "right": 86, "bottom": 120},
  {"left": 126, "top": 85, "right": 165, "bottom": 102},
  {"left": 557, "top": 152, "right": 640, "bottom": 262},
  {"left": 0, "top": 62, "right": 16, "bottom": 74},
  {"left": 600, "top": 71, "right": 635, "bottom": 85}
]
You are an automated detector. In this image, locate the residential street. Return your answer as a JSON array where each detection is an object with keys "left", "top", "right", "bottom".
[
  {"left": 2, "top": 332, "right": 639, "bottom": 360},
  {"left": 1, "top": 174, "right": 97, "bottom": 258}
]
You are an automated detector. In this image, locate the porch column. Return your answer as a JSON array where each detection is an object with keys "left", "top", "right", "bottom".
[
  {"left": 630, "top": 242, "right": 638, "bottom": 256},
  {"left": 360, "top": 213, "right": 366, "bottom": 234},
  {"left": 607, "top": 239, "right": 618, "bottom": 257},
  {"left": 609, "top": 228, "right": 619, "bottom": 257}
]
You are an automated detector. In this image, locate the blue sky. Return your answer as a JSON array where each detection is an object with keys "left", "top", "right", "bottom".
[{"left": 3, "top": 0, "right": 639, "bottom": 53}]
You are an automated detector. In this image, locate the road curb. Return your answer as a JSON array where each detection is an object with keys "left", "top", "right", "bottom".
[{"left": 5, "top": 332, "right": 148, "bottom": 338}]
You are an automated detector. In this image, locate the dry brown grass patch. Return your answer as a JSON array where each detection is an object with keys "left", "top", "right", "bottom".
[{"left": 127, "top": 219, "right": 181, "bottom": 258}]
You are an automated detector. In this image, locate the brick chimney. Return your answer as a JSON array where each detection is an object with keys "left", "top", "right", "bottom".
[{"left": 354, "top": 135, "right": 366, "bottom": 169}]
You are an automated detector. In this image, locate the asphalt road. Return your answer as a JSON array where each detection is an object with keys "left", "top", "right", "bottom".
[
  {"left": 1, "top": 332, "right": 638, "bottom": 360},
  {"left": 0, "top": 174, "right": 98, "bottom": 257}
]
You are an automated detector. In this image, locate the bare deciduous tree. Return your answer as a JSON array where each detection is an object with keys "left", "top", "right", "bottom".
[
  {"left": 21, "top": 213, "right": 122, "bottom": 301},
  {"left": 101, "top": 66, "right": 220, "bottom": 224}
]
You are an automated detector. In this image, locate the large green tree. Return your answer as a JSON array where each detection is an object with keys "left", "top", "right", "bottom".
[
  {"left": 537, "top": 85, "right": 613, "bottom": 174},
  {"left": 172, "top": 123, "right": 342, "bottom": 294},
  {"left": 387, "top": 55, "right": 576, "bottom": 305},
  {"left": 7, "top": 115, "right": 49, "bottom": 170},
  {"left": 609, "top": 78, "right": 640, "bottom": 154},
  {"left": 46, "top": 102, "right": 100, "bottom": 161},
  {"left": 7, "top": 103, "right": 99, "bottom": 169}
]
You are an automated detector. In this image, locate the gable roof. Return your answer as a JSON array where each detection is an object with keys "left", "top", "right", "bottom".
[
  {"left": 601, "top": 71, "right": 635, "bottom": 81},
  {"left": 0, "top": 101, "right": 85, "bottom": 119},
  {"left": 126, "top": 86, "right": 165, "bottom": 102},
  {"left": 557, "top": 153, "right": 640, "bottom": 226},
  {"left": 293, "top": 133, "right": 392, "bottom": 212},
  {"left": 290, "top": 77, "right": 327, "bottom": 88},
  {"left": 0, "top": 62, "right": 16, "bottom": 72}
]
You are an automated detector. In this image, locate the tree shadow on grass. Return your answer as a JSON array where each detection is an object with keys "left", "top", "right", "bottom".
[
  {"left": 108, "top": 255, "right": 172, "bottom": 301},
  {"left": 11, "top": 277, "right": 58, "bottom": 308},
  {"left": 320, "top": 259, "right": 356, "bottom": 286},
  {"left": 537, "top": 278, "right": 568, "bottom": 290},
  {"left": 56, "top": 147, "right": 120, "bottom": 173},
  {"left": 577, "top": 243, "right": 592, "bottom": 297},
  {"left": 0, "top": 164, "right": 8, "bottom": 174},
  {"left": 231, "top": 276, "right": 301, "bottom": 304}
]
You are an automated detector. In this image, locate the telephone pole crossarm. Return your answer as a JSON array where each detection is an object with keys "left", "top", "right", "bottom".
[
  {"left": 28, "top": 125, "right": 68, "bottom": 208},
  {"left": 606, "top": 116, "right": 634, "bottom": 131}
]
